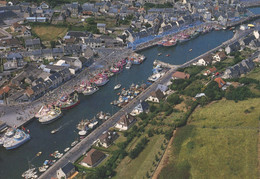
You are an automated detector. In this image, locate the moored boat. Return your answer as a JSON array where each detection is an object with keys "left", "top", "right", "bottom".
[
  {"left": 3, "top": 129, "right": 30, "bottom": 150},
  {"left": 125, "top": 61, "right": 132, "bottom": 69},
  {"left": 94, "top": 74, "right": 109, "bottom": 87},
  {"left": 39, "top": 107, "right": 62, "bottom": 124},
  {"left": 82, "top": 85, "right": 99, "bottom": 96},
  {"left": 57, "top": 93, "right": 80, "bottom": 110}
]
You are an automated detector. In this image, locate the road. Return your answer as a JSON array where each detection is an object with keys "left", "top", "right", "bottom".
[{"left": 40, "top": 25, "right": 258, "bottom": 179}]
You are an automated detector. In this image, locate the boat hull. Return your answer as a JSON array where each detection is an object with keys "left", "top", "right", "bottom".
[
  {"left": 95, "top": 79, "right": 109, "bottom": 87},
  {"left": 4, "top": 136, "right": 30, "bottom": 150},
  {"left": 39, "top": 113, "right": 63, "bottom": 124},
  {"left": 83, "top": 88, "right": 99, "bottom": 96},
  {"left": 60, "top": 100, "right": 80, "bottom": 110}
]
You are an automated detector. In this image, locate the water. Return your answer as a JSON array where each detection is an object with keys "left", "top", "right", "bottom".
[
  {"left": 0, "top": 30, "right": 233, "bottom": 179},
  {"left": 248, "top": 7, "right": 260, "bottom": 14}
]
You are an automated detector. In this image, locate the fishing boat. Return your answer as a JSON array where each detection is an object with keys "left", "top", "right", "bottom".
[
  {"left": 22, "top": 168, "right": 36, "bottom": 178},
  {"left": 3, "top": 129, "right": 30, "bottom": 150},
  {"left": 158, "top": 53, "right": 162, "bottom": 56},
  {"left": 82, "top": 85, "right": 99, "bottom": 96},
  {"left": 39, "top": 107, "right": 62, "bottom": 124},
  {"left": 94, "top": 74, "right": 109, "bottom": 87},
  {"left": 71, "top": 140, "right": 78, "bottom": 147},
  {"left": 166, "top": 54, "right": 170, "bottom": 57},
  {"left": 36, "top": 151, "right": 42, "bottom": 156},
  {"left": 38, "top": 165, "right": 48, "bottom": 173},
  {"left": 64, "top": 147, "right": 70, "bottom": 152},
  {"left": 78, "top": 130, "right": 87, "bottom": 136},
  {"left": 110, "top": 66, "right": 122, "bottom": 73},
  {"left": 189, "top": 49, "right": 192, "bottom": 52},
  {"left": 51, "top": 128, "right": 59, "bottom": 134},
  {"left": 57, "top": 93, "right": 80, "bottom": 110},
  {"left": 96, "top": 111, "right": 111, "bottom": 120},
  {"left": 125, "top": 61, "right": 132, "bottom": 69},
  {"left": 148, "top": 73, "right": 162, "bottom": 82},
  {"left": 35, "top": 105, "right": 51, "bottom": 118},
  {"left": 114, "top": 84, "right": 121, "bottom": 90}
]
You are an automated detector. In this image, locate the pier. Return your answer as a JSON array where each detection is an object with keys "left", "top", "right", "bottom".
[
  {"left": 154, "top": 60, "right": 179, "bottom": 69},
  {"left": 39, "top": 25, "right": 258, "bottom": 179}
]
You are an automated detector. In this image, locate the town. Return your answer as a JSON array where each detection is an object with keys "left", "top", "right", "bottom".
[{"left": 0, "top": 0, "right": 260, "bottom": 179}]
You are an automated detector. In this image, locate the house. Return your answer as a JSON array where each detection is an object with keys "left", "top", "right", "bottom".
[
  {"left": 146, "top": 89, "right": 164, "bottom": 103},
  {"left": 47, "top": 72, "right": 63, "bottom": 89},
  {"left": 70, "top": 2, "right": 79, "bottom": 18},
  {"left": 63, "top": 44, "right": 82, "bottom": 55},
  {"left": 0, "top": 86, "right": 10, "bottom": 99},
  {"left": 21, "top": 26, "right": 31, "bottom": 37},
  {"left": 225, "top": 42, "right": 240, "bottom": 55},
  {"left": 59, "top": 68, "right": 72, "bottom": 82},
  {"left": 172, "top": 71, "right": 190, "bottom": 80},
  {"left": 97, "top": 23, "right": 106, "bottom": 33},
  {"left": 239, "top": 35, "right": 256, "bottom": 47},
  {"left": 10, "top": 22, "right": 23, "bottom": 32},
  {"left": 80, "top": 149, "right": 106, "bottom": 168},
  {"left": 61, "top": 57, "right": 82, "bottom": 69},
  {"left": 214, "top": 77, "right": 226, "bottom": 88},
  {"left": 56, "top": 162, "right": 76, "bottom": 179},
  {"left": 84, "top": 38, "right": 104, "bottom": 48},
  {"left": 25, "top": 39, "right": 41, "bottom": 50},
  {"left": 130, "top": 100, "right": 149, "bottom": 116},
  {"left": 3, "top": 59, "right": 17, "bottom": 70},
  {"left": 96, "top": 130, "right": 118, "bottom": 148},
  {"left": 203, "top": 67, "right": 217, "bottom": 76},
  {"left": 156, "top": 84, "right": 168, "bottom": 95},
  {"left": 213, "top": 51, "right": 226, "bottom": 63},
  {"left": 115, "top": 114, "right": 136, "bottom": 131},
  {"left": 222, "top": 58, "right": 255, "bottom": 79}
]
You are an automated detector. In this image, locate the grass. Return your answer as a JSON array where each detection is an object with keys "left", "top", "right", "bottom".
[
  {"left": 114, "top": 135, "right": 165, "bottom": 179},
  {"left": 31, "top": 25, "right": 68, "bottom": 41},
  {"left": 159, "top": 98, "right": 260, "bottom": 179},
  {"left": 246, "top": 66, "right": 260, "bottom": 81}
]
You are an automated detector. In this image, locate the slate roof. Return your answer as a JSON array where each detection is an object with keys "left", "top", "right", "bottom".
[{"left": 61, "top": 162, "right": 75, "bottom": 175}]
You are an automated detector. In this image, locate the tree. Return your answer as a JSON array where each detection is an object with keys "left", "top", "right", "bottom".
[
  {"left": 50, "top": 41, "right": 56, "bottom": 48},
  {"left": 167, "top": 93, "right": 182, "bottom": 105},
  {"left": 149, "top": 105, "right": 157, "bottom": 113}
]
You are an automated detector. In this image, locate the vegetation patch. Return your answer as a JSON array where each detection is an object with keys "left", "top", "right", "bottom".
[
  {"left": 159, "top": 98, "right": 259, "bottom": 179},
  {"left": 32, "top": 25, "right": 68, "bottom": 41}
]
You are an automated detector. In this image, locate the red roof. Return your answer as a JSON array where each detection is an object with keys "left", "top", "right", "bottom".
[
  {"left": 81, "top": 149, "right": 105, "bottom": 166},
  {"left": 0, "top": 86, "right": 10, "bottom": 96},
  {"left": 214, "top": 77, "right": 226, "bottom": 88}
]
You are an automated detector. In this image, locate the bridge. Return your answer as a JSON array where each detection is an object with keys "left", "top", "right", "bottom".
[{"left": 39, "top": 24, "right": 259, "bottom": 179}]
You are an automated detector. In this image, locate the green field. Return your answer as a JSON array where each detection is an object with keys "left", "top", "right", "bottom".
[
  {"left": 114, "top": 134, "right": 165, "bottom": 179},
  {"left": 32, "top": 25, "right": 68, "bottom": 41},
  {"left": 159, "top": 98, "right": 260, "bottom": 179}
]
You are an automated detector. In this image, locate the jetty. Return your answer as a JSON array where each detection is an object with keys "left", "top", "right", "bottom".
[{"left": 38, "top": 25, "right": 258, "bottom": 179}]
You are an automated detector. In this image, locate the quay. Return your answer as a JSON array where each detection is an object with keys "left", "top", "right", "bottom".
[
  {"left": 39, "top": 25, "right": 257, "bottom": 179},
  {"left": 227, "top": 14, "right": 260, "bottom": 28}
]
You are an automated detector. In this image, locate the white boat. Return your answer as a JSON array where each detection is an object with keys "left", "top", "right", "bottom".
[
  {"left": 82, "top": 86, "right": 99, "bottom": 96},
  {"left": 51, "top": 128, "right": 59, "bottom": 134},
  {"left": 3, "top": 129, "right": 30, "bottom": 150},
  {"left": 148, "top": 73, "right": 162, "bottom": 82},
  {"left": 38, "top": 165, "right": 48, "bottom": 173},
  {"left": 64, "top": 147, "right": 70, "bottom": 152},
  {"left": 22, "top": 168, "right": 36, "bottom": 178},
  {"left": 114, "top": 84, "right": 121, "bottom": 90},
  {"left": 88, "top": 121, "right": 98, "bottom": 129},
  {"left": 78, "top": 130, "right": 87, "bottom": 136},
  {"left": 71, "top": 140, "right": 78, "bottom": 147},
  {"left": 125, "top": 61, "right": 132, "bottom": 69},
  {"left": 39, "top": 108, "right": 62, "bottom": 124},
  {"left": 35, "top": 105, "right": 51, "bottom": 118}
]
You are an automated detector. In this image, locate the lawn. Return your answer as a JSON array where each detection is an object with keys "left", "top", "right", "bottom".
[
  {"left": 114, "top": 134, "right": 165, "bottom": 179},
  {"left": 32, "top": 25, "right": 68, "bottom": 41},
  {"left": 159, "top": 98, "right": 260, "bottom": 179}
]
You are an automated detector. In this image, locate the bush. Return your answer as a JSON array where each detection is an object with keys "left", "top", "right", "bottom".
[
  {"left": 225, "top": 85, "right": 255, "bottom": 101},
  {"left": 129, "top": 137, "right": 149, "bottom": 159},
  {"left": 167, "top": 93, "right": 182, "bottom": 105},
  {"left": 204, "top": 81, "right": 224, "bottom": 101},
  {"left": 170, "top": 79, "right": 191, "bottom": 91}
]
